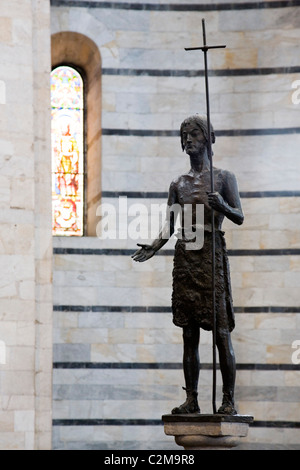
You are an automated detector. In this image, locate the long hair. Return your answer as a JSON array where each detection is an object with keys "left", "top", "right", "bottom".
[{"left": 180, "top": 114, "right": 215, "bottom": 151}]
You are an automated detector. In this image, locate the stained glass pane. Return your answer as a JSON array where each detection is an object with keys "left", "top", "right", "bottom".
[{"left": 51, "top": 66, "right": 84, "bottom": 236}]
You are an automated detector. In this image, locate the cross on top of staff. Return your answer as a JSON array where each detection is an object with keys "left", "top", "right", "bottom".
[{"left": 185, "top": 18, "right": 226, "bottom": 52}]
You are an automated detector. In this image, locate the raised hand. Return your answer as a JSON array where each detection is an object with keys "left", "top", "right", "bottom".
[{"left": 131, "top": 243, "right": 156, "bottom": 262}]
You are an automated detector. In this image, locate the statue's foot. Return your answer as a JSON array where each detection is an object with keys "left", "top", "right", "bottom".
[
  {"left": 172, "top": 389, "right": 200, "bottom": 414},
  {"left": 217, "top": 389, "right": 237, "bottom": 415},
  {"left": 217, "top": 402, "right": 237, "bottom": 415},
  {"left": 172, "top": 400, "right": 200, "bottom": 414}
]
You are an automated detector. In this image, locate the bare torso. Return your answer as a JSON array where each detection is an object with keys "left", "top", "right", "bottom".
[{"left": 170, "top": 168, "right": 232, "bottom": 231}]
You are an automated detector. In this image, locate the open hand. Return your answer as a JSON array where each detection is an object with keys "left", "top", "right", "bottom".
[{"left": 131, "top": 243, "right": 156, "bottom": 262}]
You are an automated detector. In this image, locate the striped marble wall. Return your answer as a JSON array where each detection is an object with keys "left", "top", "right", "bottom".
[{"left": 51, "top": 0, "right": 300, "bottom": 450}]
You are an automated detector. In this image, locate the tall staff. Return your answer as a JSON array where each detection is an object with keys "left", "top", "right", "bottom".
[{"left": 185, "top": 19, "right": 226, "bottom": 414}]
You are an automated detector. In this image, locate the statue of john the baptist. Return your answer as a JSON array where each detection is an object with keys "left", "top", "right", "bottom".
[{"left": 132, "top": 114, "right": 244, "bottom": 415}]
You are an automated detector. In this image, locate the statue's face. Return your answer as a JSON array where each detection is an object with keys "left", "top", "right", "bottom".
[{"left": 181, "top": 122, "right": 206, "bottom": 156}]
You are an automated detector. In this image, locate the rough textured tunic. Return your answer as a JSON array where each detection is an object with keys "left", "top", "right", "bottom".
[{"left": 171, "top": 230, "right": 235, "bottom": 332}]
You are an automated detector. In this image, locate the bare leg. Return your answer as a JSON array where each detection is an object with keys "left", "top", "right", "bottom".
[
  {"left": 183, "top": 324, "right": 200, "bottom": 391},
  {"left": 216, "top": 329, "right": 237, "bottom": 415},
  {"left": 172, "top": 324, "right": 200, "bottom": 414}
]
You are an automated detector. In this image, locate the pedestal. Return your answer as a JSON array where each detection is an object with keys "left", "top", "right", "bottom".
[{"left": 162, "top": 414, "right": 253, "bottom": 450}]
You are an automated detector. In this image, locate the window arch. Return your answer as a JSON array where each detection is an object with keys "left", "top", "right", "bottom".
[
  {"left": 51, "top": 65, "right": 85, "bottom": 236},
  {"left": 51, "top": 32, "right": 102, "bottom": 236}
]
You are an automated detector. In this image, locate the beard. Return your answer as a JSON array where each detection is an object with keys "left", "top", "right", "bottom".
[{"left": 185, "top": 141, "right": 207, "bottom": 156}]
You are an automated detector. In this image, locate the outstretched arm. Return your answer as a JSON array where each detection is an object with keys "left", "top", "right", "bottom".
[
  {"left": 208, "top": 171, "right": 244, "bottom": 226},
  {"left": 132, "top": 181, "right": 178, "bottom": 262}
]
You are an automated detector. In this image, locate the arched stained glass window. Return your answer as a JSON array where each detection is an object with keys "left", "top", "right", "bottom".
[{"left": 51, "top": 65, "right": 84, "bottom": 236}]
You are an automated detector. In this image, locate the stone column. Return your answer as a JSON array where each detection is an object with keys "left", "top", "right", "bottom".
[
  {"left": 32, "top": 0, "right": 53, "bottom": 450},
  {"left": 0, "top": 0, "right": 52, "bottom": 450}
]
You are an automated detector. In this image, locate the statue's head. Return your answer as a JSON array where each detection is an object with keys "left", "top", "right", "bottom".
[{"left": 180, "top": 114, "right": 215, "bottom": 152}]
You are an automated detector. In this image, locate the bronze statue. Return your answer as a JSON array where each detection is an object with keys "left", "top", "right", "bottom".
[{"left": 132, "top": 114, "right": 244, "bottom": 415}]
